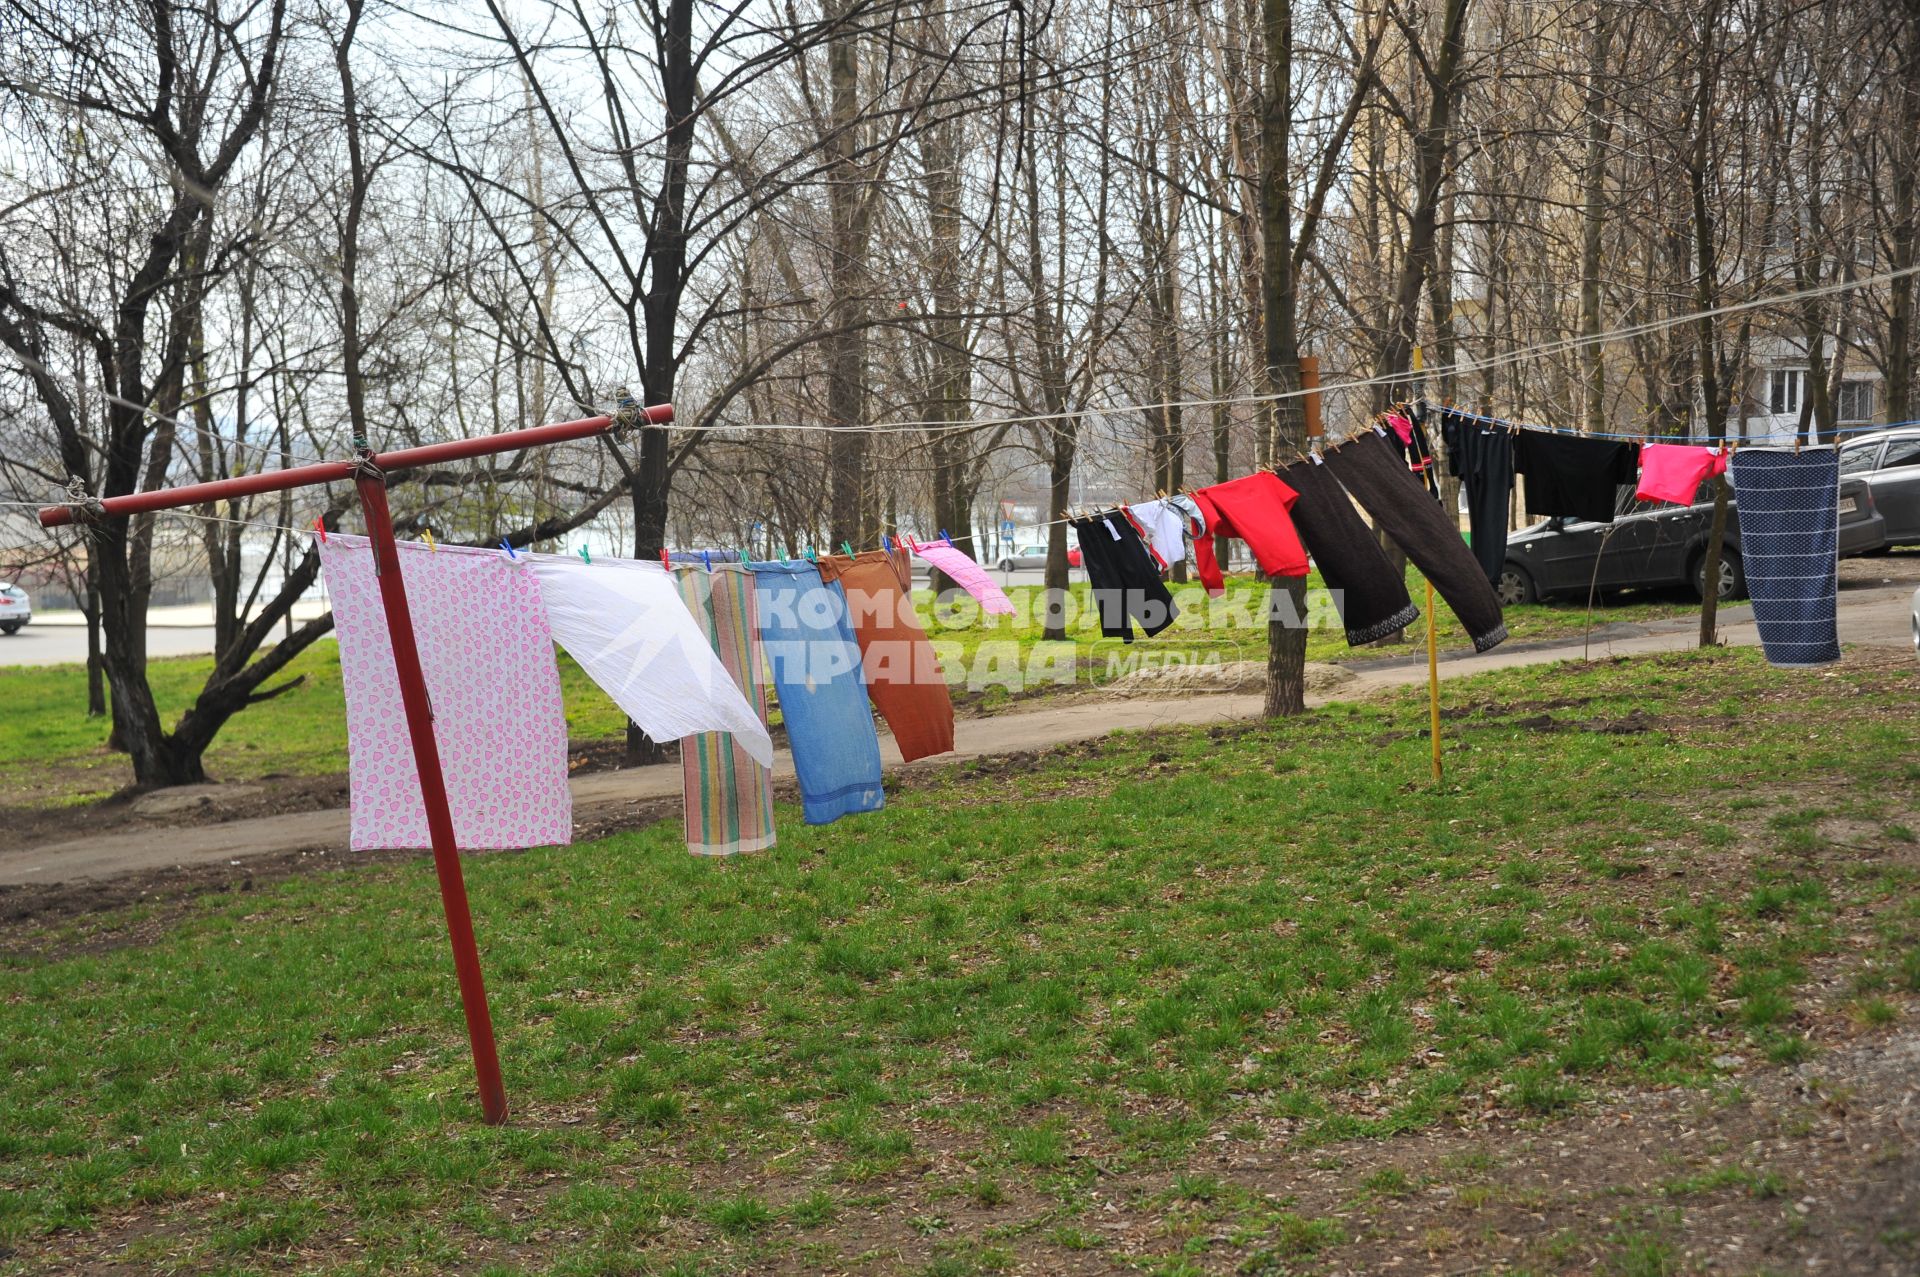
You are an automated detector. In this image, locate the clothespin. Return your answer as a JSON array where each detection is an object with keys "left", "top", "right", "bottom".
[
  {"left": 702, "top": 550, "right": 712, "bottom": 573},
  {"left": 841, "top": 540, "right": 854, "bottom": 558},
  {"left": 940, "top": 528, "right": 953, "bottom": 546},
  {"left": 314, "top": 517, "right": 328, "bottom": 544},
  {"left": 805, "top": 545, "right": 817, "bottom": 562},
  {"left": 660, "top": 548, "right": 670, "bottom": 570},
  {"left": 499, "top": 539, "right": 517, "bottom": 560},
  {"left": 578, "top": 544, "right": 590, "bottom": 565},
  {"left": 422, "top": 529, "right": 436, "bottom": 552},
  {"left": 882, "top": 533, "right": 893, "bottom": 553}
]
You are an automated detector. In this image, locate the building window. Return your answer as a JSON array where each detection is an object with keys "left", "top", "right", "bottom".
[
  {"left": 1835, "top": 380, "right": 1875, "bottom": 423},
  {"left": 1769, "top": 369, "right": 1803, "bottom": 417}
]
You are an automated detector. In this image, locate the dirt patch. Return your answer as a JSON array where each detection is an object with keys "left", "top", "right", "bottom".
[{"left": 0, "top": 794, "right": 682, "bottom": 961}]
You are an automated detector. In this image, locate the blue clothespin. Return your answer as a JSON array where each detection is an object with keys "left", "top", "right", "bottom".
[
  {"left": 882, "top": 533, "right": 892, "bottom": 552},
  {"left": 941, "top": 528, "right": 953, "bottom": 546},
  {"left": 500, "top": 539, "right": 517, "bottom": 560},
  {"left": 702, "top": 550, "right": 712, "bottom": 573},
  {"left": 578, "top": 545, "right": 590, "bottom": 565}
]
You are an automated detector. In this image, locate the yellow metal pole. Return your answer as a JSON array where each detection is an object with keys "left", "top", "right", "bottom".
[{"left": 1427, "top": 578, "right": 1442, "bottom": 783}]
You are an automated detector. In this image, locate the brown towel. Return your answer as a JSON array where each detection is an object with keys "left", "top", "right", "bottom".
[
  {"left": 816, "top": 550, "right": 956, "bottom": 761},
  {"left": 1323, "top": 430, "right": 1507, "bottom": 652}
]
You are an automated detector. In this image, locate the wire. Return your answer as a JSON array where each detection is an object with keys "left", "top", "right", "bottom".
[
  {"left": 698, "top": 263, "right": 1920, "bottom": 434},
  {"left": 1432, "top": 407, "right": 1919, "bottom": 443}
]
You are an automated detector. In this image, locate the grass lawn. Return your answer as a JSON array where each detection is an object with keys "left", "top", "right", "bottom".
[
  {"left": 0, "top": 572, "right": 1698, "bottom": 807},
  {"left": 2, "top": 647, "right": 1914, "bottom": 1274}
]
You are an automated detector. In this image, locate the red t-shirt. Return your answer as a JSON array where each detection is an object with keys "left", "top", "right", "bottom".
[{"left": 1191, "top": 472, "right": 1311, "bottom": 595}]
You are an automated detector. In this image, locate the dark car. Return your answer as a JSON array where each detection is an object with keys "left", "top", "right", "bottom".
[
  {"left": 1838, "top": 427, "right": 1920, "bottom": 548},
  {"left": 1496, "top": 477, "right": 1886, "bottom": 604}
]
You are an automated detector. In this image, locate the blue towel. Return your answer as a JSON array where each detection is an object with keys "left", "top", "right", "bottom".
[
  {"left": 1729, "top": 447, "right": 1841, "bottom": 668},
  {"left": 748, "top": 560, "right": 886, "bottom": 824}
]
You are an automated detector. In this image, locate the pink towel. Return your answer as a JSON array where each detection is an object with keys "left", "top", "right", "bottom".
[
  {"left": 318, "top": 534, "right": 572, "bottom": 851},
  {"left": 1636, "top": 443, "right": 1728, "bottom": 506},
  {"left": 911, "top": 540, "right": 1015, "bottom": 615}
]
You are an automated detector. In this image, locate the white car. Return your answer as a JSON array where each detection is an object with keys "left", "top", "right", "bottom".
[{"left": 0, "top": 581, "right": 30, "bottom": 635}]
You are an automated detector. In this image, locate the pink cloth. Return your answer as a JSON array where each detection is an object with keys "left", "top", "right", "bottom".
[
  {"left": 1636, "top": 443, "right": 1728, "bottom": 506},
  {"left": 1384, "top": 413, "right": 1414, "bottom": 445},
  {"left": 911, "top": 540, "right": 1015, "bottom": 615},
  {"left": 318, "top": 534, "right": 572, "bottom": 850}
]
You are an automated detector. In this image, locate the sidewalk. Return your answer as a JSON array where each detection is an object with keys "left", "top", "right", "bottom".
[{"left": 2, "top": 581, "right": 1911, "bottom": 886}]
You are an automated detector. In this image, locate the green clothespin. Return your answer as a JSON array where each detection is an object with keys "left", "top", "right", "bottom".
[
  {"left": 841, "top": 540, "right": 854, "bottom": 558},
  {"left": 805, "top": 546, "right": 817, "bottom": 562},
  {"left": 578, "top": 545, "right": 590, "bottom": 565}
]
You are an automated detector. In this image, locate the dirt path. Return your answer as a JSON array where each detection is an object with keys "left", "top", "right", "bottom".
[{"left": 2, "top": 581, "right": 1911, "bottom": 895}]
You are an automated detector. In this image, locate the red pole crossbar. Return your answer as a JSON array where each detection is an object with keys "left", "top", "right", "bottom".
[
  {"left": 37, "top": 404, "right": 673, "bottom": 528},
  {"left": 38, "top": 404, "right": 673, "bottom": 1124}
]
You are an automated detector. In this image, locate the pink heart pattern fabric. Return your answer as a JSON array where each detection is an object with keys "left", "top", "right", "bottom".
[{"left": 318, "top": 533, "right": 572, "bottom": 850}]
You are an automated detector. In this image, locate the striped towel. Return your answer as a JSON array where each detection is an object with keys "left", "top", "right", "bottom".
[
  {"left": 671, "top": 565, "right": 777, "bottom": 855},
  {"left": 1729, "top": 447, "right": 1841, "bottom": 668}
]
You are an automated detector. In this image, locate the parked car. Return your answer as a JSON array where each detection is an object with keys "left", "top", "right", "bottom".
[
  {"left": 1912, "top": 584, "right": 1919, "bottom": 656},
  {"left": 1838, "top": 427, "right": 1920, "bottom": 548},
  {"left": 1496, "top": 476, "right": 1886, "bottom": 605},
  {"left": 0, "top": 581, "right": 30, "bottom": 634},
  {"left": 995, "top": 542, "right": 1081, "bottom": 572}
]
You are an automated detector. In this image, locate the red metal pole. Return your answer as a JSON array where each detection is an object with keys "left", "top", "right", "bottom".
[
  {"left": 354, "top": 466, "right": 510, "bottom": 1124},
  {"left": 30, "top": 403, "right": 676, "bottom": 1127},
  {"left": 37, "top": 404, "right": 674, "bottom": 528}
]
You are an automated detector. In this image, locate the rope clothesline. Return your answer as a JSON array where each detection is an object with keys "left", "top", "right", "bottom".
[{"left": 5, "top": 264, "right": 1914, "bottom": 476}]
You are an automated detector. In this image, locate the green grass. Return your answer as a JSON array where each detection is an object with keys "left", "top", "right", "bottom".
[
  {"left": 2, "top": 569, "right": 1695, "bottom": 805},
  {"left": 1, "top": 646, "right": 1914, "bottom": 1273}
]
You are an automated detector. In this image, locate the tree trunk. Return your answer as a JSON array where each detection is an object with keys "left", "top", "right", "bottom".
[
  {"left": 84, "top": 562, "right": 105, "bottom": 718},
  {"left": 1578, "top": 4, "right": 1613, "bottom": 435},
  {"left": 623, "top": 0, "right": 697, "bottom": 766},
  {"left": 826, "top": 0, "right": 873, "bottom": 549},
  {"left": 1260, "top": 0, "right": 1309, "bottom": 717}
]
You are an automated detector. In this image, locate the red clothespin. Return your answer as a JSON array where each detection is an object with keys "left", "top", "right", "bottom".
[
  {"left": 660, "top": 548, "right": 670, "bottom": 570},
  {"left": 314, "top": 517, "right": 327, "bottom": 544}
]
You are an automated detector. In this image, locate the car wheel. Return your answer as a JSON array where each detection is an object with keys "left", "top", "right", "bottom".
[
  {"left": 1494, "top": 564, "right": 1536, "bottom": 606},
  {"left": 0, "top": 623, "right": 17, "bottom": 635},
  {"left": 997, "top": 558, "right": 1014, "bottom": 573},
  {"left": 1692, "top": 548, "right": 1744, "bottom": 601}
]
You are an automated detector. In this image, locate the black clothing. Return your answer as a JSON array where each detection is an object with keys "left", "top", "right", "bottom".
[
  {"left": 1275, "top": 457, "right": 1422, "bottom": 645},
  {"left": 1512, "top": 430, "right": 1640, "bottom": 524},
  {"left": 1074, "top": 512, "right": 1178, "bottom": 642},
  {"left": 1323, "top": 430, "right": 1508, "bottom": 653},
  {"left": 1438, "top": 409, "right": 1517, "bottom": 584},
  {"left": 1391, "top": 407, "right": 1443, "bottom": 499}
]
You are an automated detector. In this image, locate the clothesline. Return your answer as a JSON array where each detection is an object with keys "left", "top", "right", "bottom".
[
  {"left": 1434, "top": 406, "right": 1919, "bottom": 443},
  {"left": 9, "top": 264, "right": 1916, "bottom": 475}
]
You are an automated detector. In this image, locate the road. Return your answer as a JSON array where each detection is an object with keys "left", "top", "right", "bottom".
[
  {"left": 1, "top": 576, "right": 1076, "bottom": 666},
  {"left": 0, "top": 599, "right": 329, "bottom": 666},
  {"left": 2, "top": 574, "right": 1912, "bottom": 886}
]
